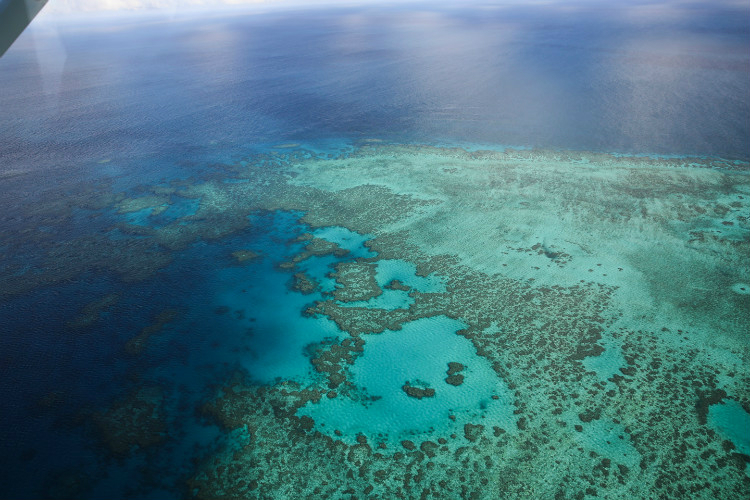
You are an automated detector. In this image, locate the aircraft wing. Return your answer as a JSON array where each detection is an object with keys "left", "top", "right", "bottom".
[{"left": 0, "top": 0, "right": 50, "bottom": 57}]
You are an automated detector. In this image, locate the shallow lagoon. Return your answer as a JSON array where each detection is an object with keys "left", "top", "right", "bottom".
[{"left": 1, "top": 1, "right": 749, "bottom": 499}]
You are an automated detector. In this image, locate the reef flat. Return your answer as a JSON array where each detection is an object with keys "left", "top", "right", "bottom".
[
  {"left": 192, "top": 145, "right": 749, "bottom": 499},
  {"left": 1, "top": 143, "right": 748, "bottom": 499}
]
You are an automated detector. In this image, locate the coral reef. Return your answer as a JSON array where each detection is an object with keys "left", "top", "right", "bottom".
[
  {"left": 3, "top": 143, "right": 748, "bottom": 498},
  {"left": 186, "top": 145, "right": 748, "bottom": 498},
  {"left": 125, "top": 309, "right": 181, "bottom": 355},
  {"left": 445, "top": 362, "right": 466, "bottom": 386},
  {"left": 93, "top": 386, "right": 167, "bottom": 456},
  {"left": 402, "top": 382, "right": 436, "bottom": 399},
  {"left": 67, "top": 293, "right": 120, "bottom": 330},
  {"left": 231, "top": 249, "right": 260, "bottom": 263}
]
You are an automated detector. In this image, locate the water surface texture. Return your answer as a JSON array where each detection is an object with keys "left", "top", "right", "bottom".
[{"left": 1, "top": 1, "right": 749, "bottom": 499}]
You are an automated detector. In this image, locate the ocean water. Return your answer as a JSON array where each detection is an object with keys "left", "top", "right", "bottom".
[{"left": 0, "top": 1, "right": 749, "bottom": 499}]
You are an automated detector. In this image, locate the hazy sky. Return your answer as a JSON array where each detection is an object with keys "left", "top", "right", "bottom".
[
  {"left": 37, "top": 0, "right": 750, "bottom": 17},
  {"left": 42, "top": 0, "right": 370, "bottom": 14}
]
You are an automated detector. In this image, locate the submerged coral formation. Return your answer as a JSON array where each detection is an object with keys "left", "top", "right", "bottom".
[
  {"left": 2, "top": 143, "right": 748, "bottom": 498},
  {"left": 401, "top": 382, "right": 436, "bottom": 400},
  {"left": 93, "top": 386, "right": 167, "bottom": 456},
  {"left": 231, "top": 250, "right": 260, "bottom": 263},
  {"left": 67, "top": 293, "right": 120, "bottom": 330},
  {"left": 124, "top": 309, "right": 181, "bottom": 355},
  {"left": 183, "top": 145, "right": 749, "bottom": 499}
]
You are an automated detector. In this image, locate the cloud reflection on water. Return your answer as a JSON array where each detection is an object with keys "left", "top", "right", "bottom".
[{"left": 14, "top": 0, "right": 750, "bottom": 158}]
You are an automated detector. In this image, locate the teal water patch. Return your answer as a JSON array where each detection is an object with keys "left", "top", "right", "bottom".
[
  {"left": 573, "top": 419, "right": 640, "bottom": 468},
  {"left": 301, "top": 226, "right": 379, "bottom": 295},
  {"left": 117, "top": 195, "right": 201, "bottom": 228},
  {"left": 708, "top": 399, "right": 750, "bottom": 456},
  {"left": 298, "top": 316, "right": 515, "bottom": 445},
  {"left": 581, "top": 336, "right": 626, "bottom": 382},
  {"left": 298, "top": 254, "right": 343, "bottom": 294},
  {"left": 338, "top": 259, "right": 446, "bottom": 310},
  {"left": 157, "top": 196, "right": 201, "bottom": 221},
  {"left": 123, "top": 206, "right": 160, "bottom": 226},
  {"left": 342, "top": 287, "right": 412, "bottom": 310},
  {"left": 201, "top": 215, "right": 346, "bottom": 384},
  {"left": 313, "top": 226, "right": 376, "bottom": 258},
  {"left": 373, "top": 259, "right": 445, "bottom": 293},
  {"left": 212, "top": 259, "right": 343, "bottom": 384},
  {"left": 141, "top": 211, "right": 352, "bottom": 386}
]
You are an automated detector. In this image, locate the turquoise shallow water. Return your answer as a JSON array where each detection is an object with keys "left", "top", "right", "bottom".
[
  {"left": 340, "top": 259, "right": 446, "bottom": 310},
  {"left": 573, "top": 419, "right": 640, "bottom": 469},
  {"left": 582, "top": 336, "right": 626, "bottom": 383},
  {"left": 298, "top": 315, "right": 516, "bottom": 445},
  {"left": 709, "top": 400, "right": 750, "bottom": 457}
]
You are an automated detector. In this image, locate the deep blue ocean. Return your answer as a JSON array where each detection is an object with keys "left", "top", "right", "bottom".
[{"left": 0, "top": 1, "right": 749, "bottom": 498}]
